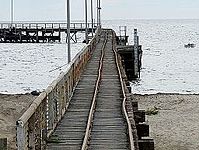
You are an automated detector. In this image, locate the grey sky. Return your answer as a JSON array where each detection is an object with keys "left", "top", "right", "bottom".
[{"left": 0, "top": 0, "right": 199, "bottom": 21}]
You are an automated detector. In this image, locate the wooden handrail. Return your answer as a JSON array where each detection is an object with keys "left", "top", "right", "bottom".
[{"left": 16, "top": 27, "right": 101, "bottom": 150}]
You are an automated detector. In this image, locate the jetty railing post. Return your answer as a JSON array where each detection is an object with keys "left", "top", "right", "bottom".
[
  {"left": 85, "top": 0, "right": 88, "bottom": 44},
  {"left": 16, "top": 121, "right": 26, "bottom": 150},
  {"left": 67, "top": 0, "right": 71, "bottom": 63}
]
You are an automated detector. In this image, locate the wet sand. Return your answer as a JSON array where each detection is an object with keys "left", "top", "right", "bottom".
[
  {"left": 0, "top": 94, "right": 36, "bottom": 150},
  {"left": 133, "top": 93, "right": 199, "bottom": 150}
]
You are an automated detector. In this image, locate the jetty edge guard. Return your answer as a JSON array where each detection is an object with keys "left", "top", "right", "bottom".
[
  {"left": 16, "top": 28, "right": 101, "bottom": 150},
  {"left": 116, "top": 28, "right": 155, "bottom": 150},
  {"left": 113, "top": 30, "right": 139, "bottom": 149}
]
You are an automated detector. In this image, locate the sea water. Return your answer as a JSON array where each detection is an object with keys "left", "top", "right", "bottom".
[
  {"left": 103, "top": 19, "right": 199, "bottom": 94},
  {"left": 0, "top": 35, "right": 85, "bottom": 94},
  {"left": 0, "top": 19, "right": 199, "bottom": 94}
]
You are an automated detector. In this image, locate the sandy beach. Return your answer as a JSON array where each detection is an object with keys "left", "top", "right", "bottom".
[
  {"left": 1, "top": 93, "right": 199, "bottom": 149},
  {"left": 133, "top": 93, "right": 199, "bottom": 150},
  {"left": 0, "top": 94, "right": 36, "bottom": 150}
]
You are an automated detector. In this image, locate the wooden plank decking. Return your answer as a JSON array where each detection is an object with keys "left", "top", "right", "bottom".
[{"left": 46, "top": 30, "right": 130, "bottom": 150}]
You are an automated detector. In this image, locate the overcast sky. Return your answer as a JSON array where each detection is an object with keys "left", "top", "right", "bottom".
[{"left": 0, "top": 0, "right": 199, "bottom": 22}]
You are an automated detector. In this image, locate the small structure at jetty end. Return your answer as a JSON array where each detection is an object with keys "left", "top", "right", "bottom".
[{"left": 117, "top": 27, "right": 142, "bottom": 80}]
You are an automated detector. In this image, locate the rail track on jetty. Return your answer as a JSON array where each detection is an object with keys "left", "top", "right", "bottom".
[
  {"left": 47, "top": 29, "right": 135, "bottom": 149},
  {"left": 16, "top": 28, "right": 153, "bottom": 150}
]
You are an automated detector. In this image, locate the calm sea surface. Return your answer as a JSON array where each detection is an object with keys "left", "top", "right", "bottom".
[
  {"left": 0, "top": 20, "right": 199, "bottom": 94},
  {"left": 0, "top": 33, "right": 86, "bottom": 94},
  {"left": 104, "top": 19, "right": 199, "bottom": 94}
]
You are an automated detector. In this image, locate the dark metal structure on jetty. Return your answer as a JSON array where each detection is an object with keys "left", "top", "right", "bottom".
[
  {"left": 117, "top": 27, "right": 142, "bottom": 80},
  {"left": 0, "top": 23, "right": 96, "bottom": 43}
]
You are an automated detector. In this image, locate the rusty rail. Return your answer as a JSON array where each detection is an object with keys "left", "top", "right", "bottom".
[
  {"left": 112, "top": 31, "right": 135, "bottom": 150},
  {"left": 81, "top": 32, "right": 108, "bottom": 150},
  {"left": 16, "top": 28, "right": 101, "bottom": 150},
  {"left": 81, "top": 30, "right": 136, "bottom": 150}
]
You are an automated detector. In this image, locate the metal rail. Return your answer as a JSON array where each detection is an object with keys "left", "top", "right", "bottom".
[
  {"left": 81, "top": 32, "right": 108, "bottom": 150},
  {"left": 81, "top": 30, "right": 135, "bottom": 150},
  {"left": 112, "top": 31, "right": 135, "bottom": 150}
]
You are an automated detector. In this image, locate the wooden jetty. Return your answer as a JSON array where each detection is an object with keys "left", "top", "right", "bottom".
[
  {"left": 0, "top": 22, "right": 96, "bottom": 43},
  {"left": 16, "top": 28, "right": 154, "bottom": 150}
]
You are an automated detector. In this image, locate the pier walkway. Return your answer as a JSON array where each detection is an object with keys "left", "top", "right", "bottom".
[
  {"left": 16, "top": 28, "right": 154, "bottom": 150},
  {"left": 47, "top": 29, "right": 130, "bottom": 149}
]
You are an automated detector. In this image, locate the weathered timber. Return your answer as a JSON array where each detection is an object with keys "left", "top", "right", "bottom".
[
  {"left": 116, "top": 27, "right": 154, "bottom": 149},
  {"left": 136, "top": 123, "right": 150, "bottom": 139},
  {"left": 134, "top": 110, "right": 146, "bottom": 123},
  {"left": 47, "top": 30, "right": 133, "bottom": 150},
  {"left": 16, "top": 28, "right": 101, "bottom": 150},
  {"left": 138, "top": 139, "right": 155, "bottom": 150},
  {"left": 16, "top": 28, "right": 154, "bottom": 150},
  {"left": 88, "top": 30, "right": 130, "bottom": 149}
]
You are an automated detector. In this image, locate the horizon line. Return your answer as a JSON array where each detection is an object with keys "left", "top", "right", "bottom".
[{"left": 0, "top": 18, "right": 199, "bottom": 23}]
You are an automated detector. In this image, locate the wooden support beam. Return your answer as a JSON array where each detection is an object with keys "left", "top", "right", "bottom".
[
  {"left": 136, "top": 123, "right": 149, "bottom": 139},
  {"left": 138, "top": 139, "right": 154, "bottom": 150},
  {"left": 134, "top": 110, "right": 146, "bottom": 123},
  {"left": 131, "top": 101, "right": 138, "bottom": 111}
]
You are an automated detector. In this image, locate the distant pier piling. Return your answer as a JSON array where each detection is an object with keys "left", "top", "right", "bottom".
[{"left": 0, "top": 22, "right": 97, "bottom": 43}]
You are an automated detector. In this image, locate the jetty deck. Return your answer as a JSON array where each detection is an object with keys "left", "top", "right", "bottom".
[
  {"left": 16, "top": 28, "right": 154, "bottom": 150},
  {"left": 47, "top": 30, "right": 129, "bottom": 149}
]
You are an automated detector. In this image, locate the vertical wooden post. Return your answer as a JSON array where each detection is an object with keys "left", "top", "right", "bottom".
[
  {"left": 36, "top": 24, "right": 39, "bottom": 43},
  {"left": 16, "top": 121, "right": 26, "bottom": 150},
  {"left": 58, "top": 27, "right": 61, "bottom": 42},
  {"left": 36, "top": 30, "right": 39, "bottom": 43},
  {"left": 41, "top": 27, "right": 45, "bottom": 42},
  {"left": 19, "top": 29, "right": 22, "bottom": 43},
  {"left": 134, "top": 29, "right": 139, "bottom": 78},
  {"left": 28, "top": 115, "right": 35, "bottom": 149}
]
